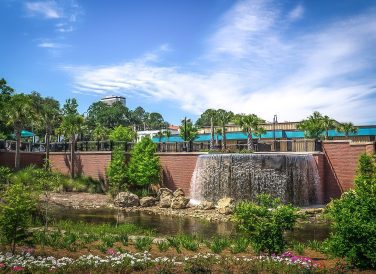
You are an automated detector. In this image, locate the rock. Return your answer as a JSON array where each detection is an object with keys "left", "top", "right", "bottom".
[
  {"left": 171, "top": 196, "right": 190, "bottom": 209},
  {"left": 198, "top": 200, "right": 215, "bottom": 210},
  {"left": 140, "top": 196, "right": 156, "bottom": 207},
  {"left": 114, "top": 192, "right": 139, "bottom": 207},
  {"left": 173, "top": 188, "right": 185, "bottom": 197},
  {"left": 159, "top": 196, "right": 172, "bottom": 208},
  {"left": 217, "top": 198, "right": 235, "bottom": 214},
  {"left": 157, "top": 188, "right": 173, "bottom": 200}
]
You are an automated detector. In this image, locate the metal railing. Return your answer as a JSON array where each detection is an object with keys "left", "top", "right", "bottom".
[{"left": 0, "top": 139, "right": 321, "bottom": 153}]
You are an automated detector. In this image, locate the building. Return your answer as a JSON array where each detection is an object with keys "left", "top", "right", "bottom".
[
  {"left": 136, "top": 126, "right": 179, "bottom": 142},
  {"left": 100, "top": 95, "right": 126, "bottom": 106}
]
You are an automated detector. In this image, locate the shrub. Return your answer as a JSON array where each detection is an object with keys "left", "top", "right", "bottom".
[
  {"left": 291, "top": 241, "right": 305, "bottom": 255},
  {"left": 325, "top": 153, "right": 376, "bottom": 269},
  {"left": 157, "top": 240, "right": 170, "bottom": 252},
  {"left": 233, "top": 194, "right": 298, "bottom": 255},
  {"left": 208, "top": 237, "right": 229, "bottom": 254},
  {"left": 230, "top": 236, "right": 250, "bottom": 254},
  {"left": 135, "top": 236, "right": 153, "bottom": 251},
  {"left": 0, "top": 166, "right": 11, "bottom": 191},
  {"left": 177, "top": 234, "right": 199, "bottom": 251},
  {"left": 106, "top": 147, "right": 128, "bottom": 196},
  {"left": 0, "top": 183, "right": 37, "bottom": 253},
  {"left": 127, "top": 137, "right": 161, "bottom": 187}
]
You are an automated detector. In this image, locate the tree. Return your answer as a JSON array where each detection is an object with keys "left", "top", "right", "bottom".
[
  {"left": 107, "top": 147, "right": 128, "bottom": 197},
  {"left": 165, "top": 130, "right": 171, "bottom": 142},
  {"left": 326, "top": 153, "right": 376, "bottom": 268},
  {"left": 57, "top": 99, "right": 84, "bottom": 179},
  {"left": 109, "top": 125, "right": 136, "bottom": 142},
  {"left": 179, "top": 118, "right": 198, "bottom": 142},
  {"left": 322, "top": 115, "right": 338, "bottom": 140},
  {"left": 147, "top": 112, "right": 166, "bottom": 130},
  {"left": 92, "top": 123, "right": 110, "bottom": 141},
  {"left": 131, "top": 106, "right": 148, "bottom": 130},
  {"left": 215, "top": 127, "right": 222, "bottom": 147},
  {"left": 235, "top": 113, "right": 265, "bottom": 151},
  {"left": 216, "top": 109, "right": 234, "bottom": 150},
  {"left": 0, "top": 79, "right": 15, "bottom": 137},
  {"left": 337, "top": 122, "right": 357, "bottom": 138},
  {"left": 0, "top": 183, "right": 37, "bottom": 254},
  {"left": 156, "top": 131, "right": 164, "bottom": 142},
  {"left": 86, "top": 101, "right": 131, "bottom": 131},
  {"left": 195, "top": 109, "right": 219, "bottom": 150},
  {"left": 127, "top": 137, "right": 161, "bottom": 187},
  {"left": 32, "top": 94, "right": 61, "bottom": 167},
  {"left": 297, "top": 111, "right": 326, "bottom": 139},
  {"left": 3, "top": 94, "right": 35, "bottom": 169}
]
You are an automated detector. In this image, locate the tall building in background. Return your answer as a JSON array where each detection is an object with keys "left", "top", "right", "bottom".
[{"left": 100, "top": 95, "right": 126, "bottom": 106}]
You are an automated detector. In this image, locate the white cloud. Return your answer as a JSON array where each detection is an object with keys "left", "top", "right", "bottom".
[
  {"left": 25, "top": 1, "right": 82, "bottom": 33},
  {"left": 288, "top": 4, "right": 304, "bottom": 21},
  {"left": 64, "top": 0, "right": 376, "bottom": 124},
  {"left": 37, "top": 41, "right": 66, "bottom": 48},
  {"left": 25, "top": 1, "right": 61, "bottom": 19}
]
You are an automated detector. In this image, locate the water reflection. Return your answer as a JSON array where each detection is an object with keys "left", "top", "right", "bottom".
[{"left": 50, "top": 207, "right": 330, "bottom": 242}]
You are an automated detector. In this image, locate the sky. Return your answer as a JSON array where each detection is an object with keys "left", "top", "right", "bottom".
[{"left": 1, "top": 0, "right": 376, "bottom": 125}]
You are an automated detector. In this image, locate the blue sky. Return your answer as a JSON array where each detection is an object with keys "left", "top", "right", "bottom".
[{"left": 1, "top": 0, "right": 375, "bottom": 125}]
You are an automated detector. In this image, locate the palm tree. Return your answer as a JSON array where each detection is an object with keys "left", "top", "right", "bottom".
[
  {"left": 216, "top": 109, "right": 233, "bottom": 150},
  {"left": 215, "top": 128, "right": 221, "bottom": 147},
  {"left": 92, "top": 123, "right": 110, "bottom": 150},
  {"left": 156, "top": 131, "right": 164, "bottom": 142},
  {"left": 57, "top": 99, "right": 84, "bottom": 179},
  {"left": 322, "top": 115, "right": 337, "bottom": 140},
  {"left": 337, "top": 122, "right": 357, "bottom": 138},
  {"left": 34, "top": 95, "right": 62, "bottom": 168},
  {"left": 235, "top": 114, "right": 265, "bottom": 151},
  {"left": 165, "top": 130, "right": 171, "bottom": 142},
  {"left": 4, "top": 94, "right": 34, "bottom": 169}
]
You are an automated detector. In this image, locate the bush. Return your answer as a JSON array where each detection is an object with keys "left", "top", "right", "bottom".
[
  {"left": 0, "top": 166, "right": 11, "bottom": 191},
  {"left": 106, "top": 147, "right": 128, "bottom": 196},
  {"left": 233, "top": 194, "right": 298, "bottom": 255},
  {"left": 325, "top": 153, "right": 376, "bottom": 269},
  {"left": 0, "top": 183, "right": 37, "bottom": 253},
  {"left": 127, "top": 137, "right": 161, "bottom": 187}
]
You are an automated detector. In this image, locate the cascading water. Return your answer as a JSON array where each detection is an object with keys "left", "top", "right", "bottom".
[{"left": 190, "top": 153, "right": 321, "bottom": 206}]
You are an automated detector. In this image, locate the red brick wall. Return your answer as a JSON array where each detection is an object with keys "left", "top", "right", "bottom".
[
  {"left": 322, "top": 141, "right": 375, "bottom": 196},
  {"left": 0, "top": 151, "right": 44, "bottom": 168},
  {"left": 48, "top": 152, "right": 202, "bottom": 196},
  {"left": 157, "top": 153, "right": 201, "bottom": 196},
  {"left": 49, "top": 152, "right": 112, "bottom": 181}
]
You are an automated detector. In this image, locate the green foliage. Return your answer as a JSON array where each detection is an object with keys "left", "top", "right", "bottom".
[
  {"left": 127, "top": 137, "right": 161, "bottom": 186},
  {"left": 0, "top": 166, "right": 11, "bottom": 191},
  {"left": 176, "top": 234, "right": 199, "bottom": 251},
  {"left": 179, "top": 118, "right": 198, "bottom": 142},
  {"left": 92, "top": 123, "right": 110, "bottom": 141},
  {"left": 157, "top": 240, "right": 171, "bottom": 252},
  {"left": 86, "top": 101, "right": 131, "bottom": 130},
  {"left": 195, "top": 109, "right": 219, "bottom": 127},
  {"left": 167, "top": 237, "right": 181, "bottom": 253},
  {"left": 109, "top": 125, "right": 136, "bottom": 142},
  {"left": 0, "top": 183, "right": 37, "bottom": 253},
  {"left": 233, "top": 194, "right": 299, "bottom": 255},
  {"left": 107, "top": 147, "right": 128, "bottom": 196},
  {"left": 297, "top": 111, "right": 338, "bottom": 140},
  {"left": 291, "top": 241, "right": 305, "bottom": 255},
  {"left": 336, "top": 122, "right": 357, "bottom": 137},
  {"left": 207, "top": 237, "right": 230, "bottom": 253},
  {"left": 230, "top": 236, "right": 250, "bottom": 254},
  {"left": 325, "top": 153, "right": 376, "bottom": 269},
  {"left": 135, "top": 236, "right": 153, "bottom": 251}
]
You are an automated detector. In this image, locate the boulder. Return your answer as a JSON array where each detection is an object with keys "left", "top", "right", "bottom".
[
  {"left": 159, "top": 196, "right": 172, "bottom": 208},
  {"left": 173, "top": 188, "right": 185, "bottom": 197},
  {"left": 198, "top": 200, "right": 215, "bottom": 210},
  {"left": 114, "top": 192, "right": 140, "bottom": 207},
  {"left": 217, "top": 198, "right": 235, "bottom": 214},
  {"left": 157, "top": 188, "right": 173, "bottom": 200},
  {"left": 171, "top": 196, "right": 190, "bottom": 209},
  {"left": 140, "top": 196, "right": 156, "bottom": 207}
]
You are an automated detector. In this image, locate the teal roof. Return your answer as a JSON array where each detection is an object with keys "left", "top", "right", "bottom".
[
  {"left": 152, "top": 127, "right": 376, "bottom": 143},
  {"left": 21, "top": 130, "right": 34, "bottom": 137}
]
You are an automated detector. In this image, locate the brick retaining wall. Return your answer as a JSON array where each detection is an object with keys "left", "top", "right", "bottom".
[{"left": 1, "top": 141, "right": 375, "bottom": 202}]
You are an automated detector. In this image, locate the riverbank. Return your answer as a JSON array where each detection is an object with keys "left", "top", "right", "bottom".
[{"left": 42, "top": 192, "right": 326, "bottom": 223}]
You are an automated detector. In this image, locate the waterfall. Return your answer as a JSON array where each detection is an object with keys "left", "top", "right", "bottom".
[{"left": 190, "top": 153, "right": 320, "bottom": 206}]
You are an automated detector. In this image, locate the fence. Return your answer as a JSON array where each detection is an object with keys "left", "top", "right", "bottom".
[{"left": 1, "top": 139, "right": 321, "bottom": 153}]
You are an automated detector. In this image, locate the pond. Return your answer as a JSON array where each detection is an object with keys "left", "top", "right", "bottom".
[{"left": 50, "top": 207, "right": 331, "bottom": 242}]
